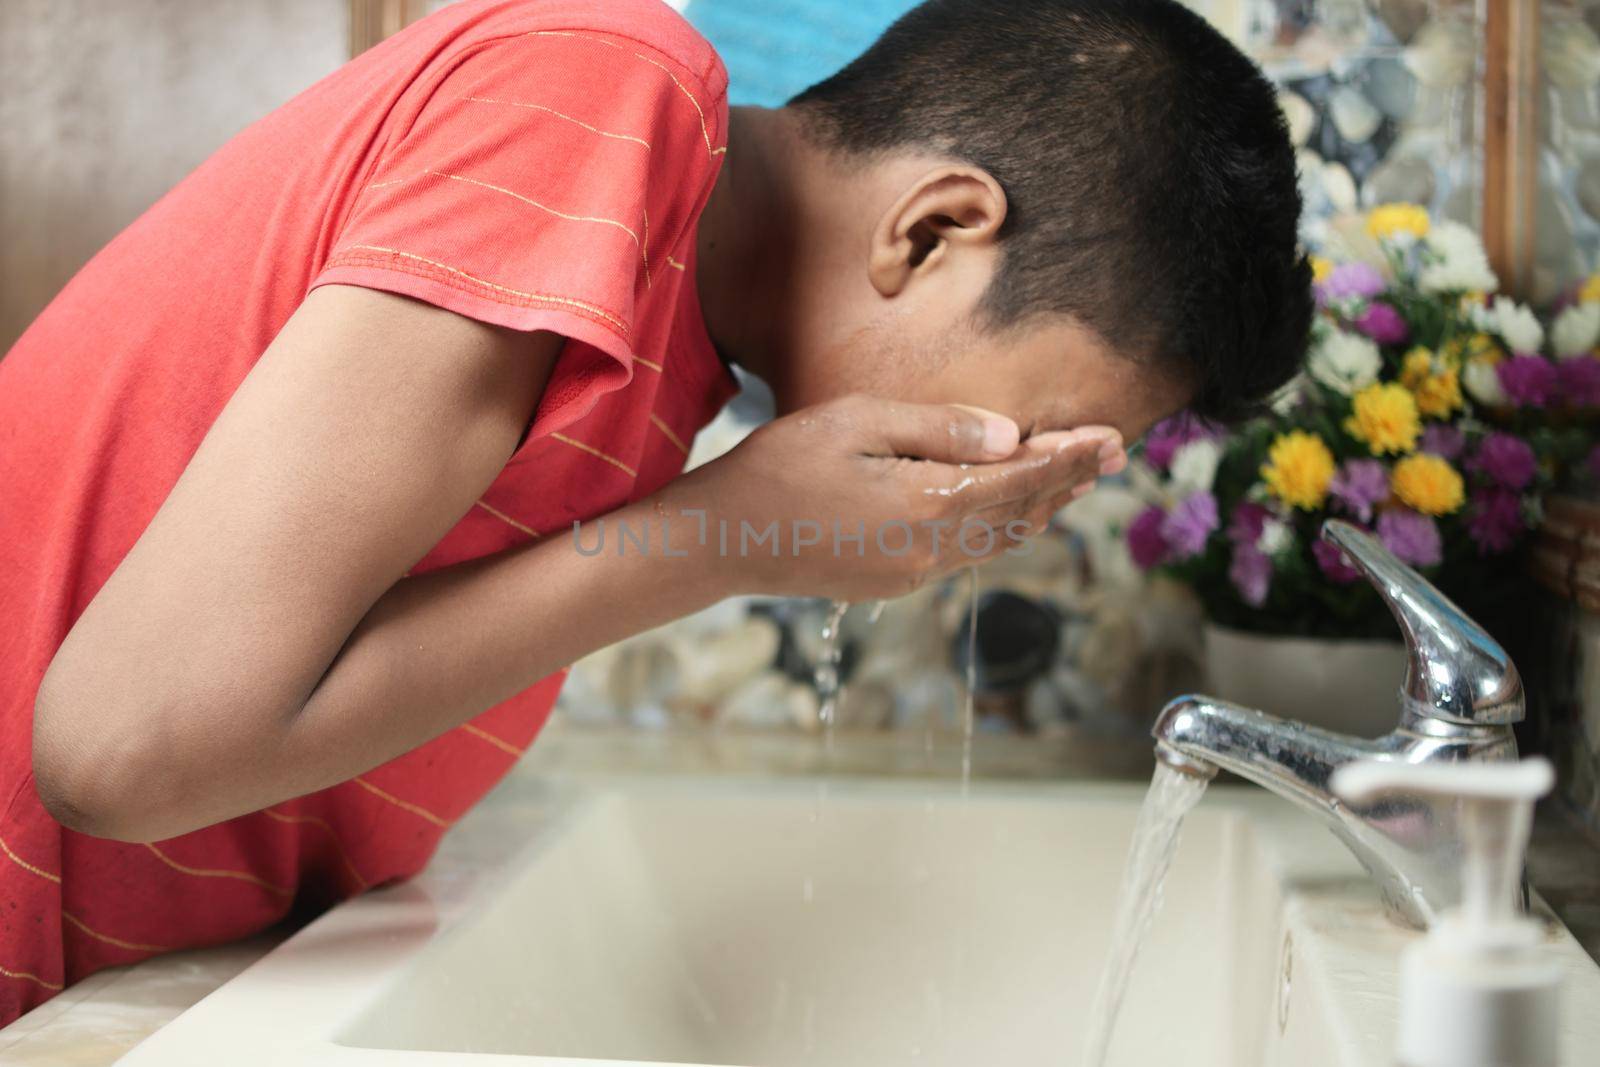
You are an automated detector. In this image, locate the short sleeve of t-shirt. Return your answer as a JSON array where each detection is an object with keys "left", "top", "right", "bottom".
[{"left": 310, "top": 28, "right": 724, "bottom": 432}]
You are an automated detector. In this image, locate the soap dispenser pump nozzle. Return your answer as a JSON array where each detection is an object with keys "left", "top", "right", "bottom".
[{"left": 1331, "top": 757, "right": 1560, "bottom": 1067}]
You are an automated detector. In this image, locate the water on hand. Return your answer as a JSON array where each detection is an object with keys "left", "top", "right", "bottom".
[{"left": 1080, "top": 761, "right": 1210, "bottom": 1067}]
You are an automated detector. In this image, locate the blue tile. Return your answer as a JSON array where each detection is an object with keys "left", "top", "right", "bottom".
[{"left": 684, "top": 0, "right": 919, "bottom": 106}]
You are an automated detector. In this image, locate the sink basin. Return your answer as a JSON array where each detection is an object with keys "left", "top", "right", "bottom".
[{"left": 116, "top": 776, "right": 1600, "bottom": 1066}]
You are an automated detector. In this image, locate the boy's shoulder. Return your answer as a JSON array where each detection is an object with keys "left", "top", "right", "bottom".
[{"left": 464, "top": 0, "right": 726, "bottom": 96}]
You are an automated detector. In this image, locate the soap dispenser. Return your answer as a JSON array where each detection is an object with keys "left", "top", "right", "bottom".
[{"left": 1330, "top": 757, "right": 1561, "bottom": 1067}]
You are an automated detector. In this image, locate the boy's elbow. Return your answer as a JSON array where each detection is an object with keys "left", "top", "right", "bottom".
[
  {"left": 32, "top": 759, "right": 118, "bottom": 840},
  {"left": 32, "top": 742, "right": 148, "bottom": 842},
  {"left": 32, "top": 673, "right": 174, "bottom": 843}
]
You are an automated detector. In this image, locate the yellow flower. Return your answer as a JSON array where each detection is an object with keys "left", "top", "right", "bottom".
[
  {"left": 1414, "top": 370, "right": 1462, "bottom": 419},
  {"left": 1391, "top": 454, "right": 1465, "bottom": 516},
  {"left": 1400, "top": 347, "right": 1434, "bottom": 388},
  {"left": 1580, "top": 273, "right": 1600, "bottom": 305},
  {"left": 1442, "top": 332, "right": 1502, "bottom": 368},
  {"left": 1345, "top": 382, "right": 1421, "bottom": 455},
  {"left": 1366, "top": 203, "right": 1430, "bottom": 241},
  {"left": 1260, "top": 431, "right": 1336, "bottom": 510},
  {"left": 1309, "top": 255, "right": 1333, "bottom": 284},
  {"left": 1399, "top": 347, "right": 1464, "bottom": 419}
]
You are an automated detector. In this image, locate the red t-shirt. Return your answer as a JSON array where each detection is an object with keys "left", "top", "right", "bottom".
[{"left": 0, "top": 0, "right": 733, "bottom": 1024}]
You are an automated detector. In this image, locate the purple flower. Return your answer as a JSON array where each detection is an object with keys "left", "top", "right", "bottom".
[
  {"left": 1466, "top": 488, "right": 1524, "bottom": 555},
  {"left": 1142, "top": 414, "right": 1217, "bottom": 470},
  {"left": 1161, "top": 491, "right": 1219, "bottom": 560},
  {"left": 1312, "top": 539, "right": 1364, "bottom": 584},
  {"left": 1127, "top": 505, "right": 1170, "bottom": 569},
  {"left": 1355, "top": 302, "right": 1409, "bottom": 345},
  {"left": 1418, "top": 424, "right": 1466, "bottom": 461},
  {"left": 1227, "top": 501, "right": 1270, "bottom": 546},
  {"left": 1318, "top": 262, "right": 1386, "bottom": 302},
  {"left": 1377, "top": 508, "right": 1443, "bottom": 567},
  {"left": 1229, "top": 545, "right": 1273, "bottom": 606},
  {"left": 1328, "top": 459, "right": 1390, "bottom": 523},
  {"left": 1468, "top": 432, "right": 1537, "bottom": 492},
  {"left": 1557, "top": 357, "right": 1600, "bottom": 409},
  {"left": 1495, "top": 355, "right": 1557, "bottom": 408}
]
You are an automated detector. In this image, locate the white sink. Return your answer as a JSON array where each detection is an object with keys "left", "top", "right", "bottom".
[{"left": 116, "top": 777, "right": 1600, "bottom": 1067}]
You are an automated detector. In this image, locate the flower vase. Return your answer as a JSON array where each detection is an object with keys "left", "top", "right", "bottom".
[{"left": 1202, "top": 622, "right": 1407, "bottom": 738}]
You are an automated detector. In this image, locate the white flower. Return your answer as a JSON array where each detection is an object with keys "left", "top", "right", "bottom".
[
  {"left": 1308, "top": 330, "right": 1382, "bottom": 395},
  {"left": 1257, "top": 518, "right": 1294, "bottom": 558},
  {"left": 1320, "top": 213, "right": 1391, "bottom": 279},
  {"left": 1271, "top": 379, "right": 1304, "bottom": 414},
  {"left": 1462, "top": 359, "right": 1508, "bottom": 406},
  {"left": 1269, "top": 374, "right": 1306, "bottom": 415},
  {"left": 1551, "top": 302, "right": 1600, "bottom": 359},
  {"left": 1168, "top": 438, "right": 1222, "bottom": 495},
  {"left": 1418, "top": 220, "right": 1497, "bottom": 294},
  {"left": 1468, "top": 301, "right": 1497, "bottom": 333},
  {"left": 1490, "top": 297, "right": 1544, "bottom": 355}
]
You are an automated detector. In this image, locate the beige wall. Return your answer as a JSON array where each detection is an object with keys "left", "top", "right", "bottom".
[{"left": 0, "top": 0, "right": 349, "bottom": 349}]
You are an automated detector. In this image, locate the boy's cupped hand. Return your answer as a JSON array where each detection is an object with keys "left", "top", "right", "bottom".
[{"left": 652, "top": 394, "right": 1124, "bottom": 601}]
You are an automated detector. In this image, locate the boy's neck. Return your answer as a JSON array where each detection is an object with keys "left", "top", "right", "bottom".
[{"left": 695, "top": 106, "right": 815, "bottom": 386}]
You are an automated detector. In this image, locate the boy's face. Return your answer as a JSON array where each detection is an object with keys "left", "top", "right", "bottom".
[
  {"left": 768, "top": 279, "right": 1191, "bottom": 452},
  {"left": 754, "top": 149, "right": 1192, "bottom": 449}
]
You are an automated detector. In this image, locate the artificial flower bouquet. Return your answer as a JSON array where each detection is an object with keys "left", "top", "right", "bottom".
[{"left": 1125, "top": 203, "right": 1600, "bottom": 639}]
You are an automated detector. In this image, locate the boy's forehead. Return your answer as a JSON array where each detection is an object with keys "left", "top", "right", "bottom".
[
  {"left": 1027, "top": 386, "right": 1186, "bottom": 448},
  {"left": 1005, "top": 321, "right": 1191, "bottom": 444}
]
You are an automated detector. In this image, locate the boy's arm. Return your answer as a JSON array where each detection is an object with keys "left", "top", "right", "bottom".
[
  {"left": 34, "top": 284, "right": 561, "bottom": 839},
  {"left": 34, "top": 285, "right": 1115, "bottom": 843}
]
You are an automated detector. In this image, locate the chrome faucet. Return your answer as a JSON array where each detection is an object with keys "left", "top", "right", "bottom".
[{"left": 1151, "top": 519, "right": 1525, "bottom": 928}]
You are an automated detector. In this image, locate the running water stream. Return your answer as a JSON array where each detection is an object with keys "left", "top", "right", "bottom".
[
  {"left": 814, "top": 570, "right": 978, "bottom": 764},
  {"left": 1080, "top": 761, "right": 1210, "bottom": 1067},
  {"left": 809, "top": 579, "right": 1198, "bottom": 1066},
  {"left": 961, "top": 567, "right": 977, "bottom": 792},
  {"left": 814, "top": 599, "right": 851, "bottom": 751}
]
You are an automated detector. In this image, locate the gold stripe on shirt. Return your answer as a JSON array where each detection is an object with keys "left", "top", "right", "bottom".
[
  {"left": 649, "top": 412, "right": 690, "bottom": 456},
  {"left": 0, "top": 833, "right": 59, "bottom": 884},
  {"left": 462, "top": 96, "right": 652, "bottom": 148},
  {"left": 142, "top": 844, "right": 293, "bottom": 897},
  {"left": 551, "top": 433, "right": 638, "bottom": 478},
  {"left": 525, "top": 31, "right": 728, "bottom": 157},
  {"left": 352, "top": 777, "right": 450, "bottom": 829},
  {"left": 474, "top": 499, "right": 540, "bottom": 538}
]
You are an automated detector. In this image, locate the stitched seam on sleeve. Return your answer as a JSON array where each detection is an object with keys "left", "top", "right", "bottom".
[{"left": 325, "top": 248, "right": 630, "bottom": 338}]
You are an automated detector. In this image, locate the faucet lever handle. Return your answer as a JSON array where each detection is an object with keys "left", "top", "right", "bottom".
[{"left": 1321, "top": 519, "right": 1523, "bottom": 726}]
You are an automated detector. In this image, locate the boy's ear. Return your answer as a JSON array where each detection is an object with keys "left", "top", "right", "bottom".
[{"left": 868, "top": 165, "right": 1007, "bottom": 298}]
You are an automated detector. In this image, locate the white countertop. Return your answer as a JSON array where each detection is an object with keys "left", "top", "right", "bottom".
[{"left": 5, "top": 720, "right": 1598, "bottom": 1065}]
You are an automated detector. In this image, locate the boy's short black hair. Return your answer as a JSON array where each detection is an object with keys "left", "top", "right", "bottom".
[{"left": 790, "top": 0, "right": 1313, "bottom": 424}]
